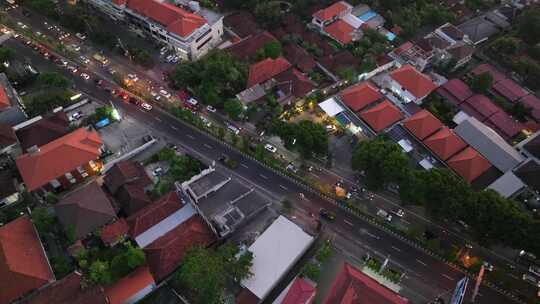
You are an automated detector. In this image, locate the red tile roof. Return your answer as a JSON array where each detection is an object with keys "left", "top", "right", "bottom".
[
  {"left": 105, "top": 266, "right": 155, "bottom": 304},
  {"left": 323, "top": 262, "right": 409, "bottom": 304},
  {"left": 16, "top": 111, "right": 71, "bottom": 152},
  {"left": 340, "top": 82, "right": 383, "bottom": 112},
  {"left": 283, "top": 44, "right": 317, "bottom": 73},
  {"left": 145, "top": 215, "right": 215, "bottom": 280},
  {"left": 403, "top": 109, "right": 443, "bottom": 140},
  {"left": 463, "top": 94, "right": 500, "bottom": 120},
  {"left": 55, "top": 182, "right": 116, "bottom": 240},
  {"left": 319, "top": 51, "right": 359, "bottom": 75},
  {"left": 470, "top": 63, "right": 505, "bottom": 83},
  {"left": 423, "top": 127, "right": 467, "bottom": 161},
  {"left": 447, "top": 146, "right": 491, "bottom": 182},
  {"left": 313, "top": 1, "right": 348, "bottom": 22},
  {"left": 23, "top": 271, "right": 107, "bottom": 304},
  {"left": 16, "top": 128, "right": 102, "bottom": 191},
  {"left": 282, "top": 277, "right": 316, "bottom": 304},
  {"left": 275, "top": 68, "right": 316, "bottom": 98},
  {"left": 436, "top": 79, "right": 473, "bottom": 105},
  {"left": 224, "top": 12, "right": 260, "bottom": 39},
  {"left": 360, "top": 100, "right": 404, "bottom": 133},
  {"left": 100, "top": 218, "right": 129, "bottom": 246},
  {"left": 247, "top": 57, "right": 292, "bottom": 88},
  {"left": 485, "top": 112, "right": 522, "bottom": 139},
  {"left": 0, "top": 216, "right": 54, "bottom": 304},
  {"left": 520, "top": 94, "right": 540, "bottom": 121},
  {"left": 227, "top": 31, "right": 278, "bottom": 60},
  {"left": 324, "top": 19, "right": 354, "bottom": 45},
  {"left": 104, "top": 160, "right": 152, "bottom": 195},
  {"left": 492, "top": 78, "right": 529, "bottom": 103},
  {"left": 0, "top": 86, "right": 10, "bottom": 110},
  {"left": 127, "top": 0, "right": 206, "bottom": 38},
  {"left": 390, "top": 65, "right": 437, "bottom": 99},
  {"left": 112, "top": 0, "right": 126, "bottom": 5},
  {"left": 127, "top": 191, "right": 183, "bottom": 238}
]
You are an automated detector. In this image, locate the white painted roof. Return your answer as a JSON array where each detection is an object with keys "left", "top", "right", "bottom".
[
  {"left": 487, "top": 171, "right": 525, "bottom": 198},
  {"left": 419, "top": 158, "right": 434, "bottom": 170},
  {"left": 135, "top": 204, "right": 196, "bottom": 248},
  {"left": 242, "top": 216, "right": 314, "bottom": 300},
  {"left": 319, "top": 98, "right": 345, "bottom": 117},
  {"left": 398, "top": 139, "right": 413, "bottom": 152}
]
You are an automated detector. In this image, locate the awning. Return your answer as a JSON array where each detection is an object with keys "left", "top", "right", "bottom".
[{"left": 319, "top": 98, "right": 345, "bottom": 117}]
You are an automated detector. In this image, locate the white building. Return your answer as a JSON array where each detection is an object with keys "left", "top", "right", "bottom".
[
  {"left": 86, "top": 0, "right": 223, "bottom": 60},
  {"left": 241, "top": 216, "right": 314, "bottom": 302}
]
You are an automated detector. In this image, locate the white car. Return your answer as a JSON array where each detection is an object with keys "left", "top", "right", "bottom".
[
  {"left": 264, "top": 144, "right": 277, "bottom": 153},
  {"left": 70, "top": 44, "right": 81, "bottom": 52},
  {"left": 80, "top": 56, "right": 90, "bottom": 64},
  {"left": 75, "top": 32, "right": 87, "bottom": 40},
  {"left": 206, "top": 105, "right": 216, "bottom": 113},
  {"left": 70, "top": 111, "right": 83, "bottom": 121},
  {"left": 35, "top": 31, "right": 42, "bottom": 37},
  {"left": 152, "top": 167, "right": 164, "bottom": 176},
  {"left": 127, "top": 74, "right": 138, "bottom": 82},
  {"left": 159, "top": 89, "right": 171, "bottom": 99},
  {"left": 140, "top": 102, "right": 152, "bottom": 111},
  {"left": 200, "top": 116, "right": 212, "bottom": 127},
  {"left": 59, "top": 59, "right": 68, "bottom": 66},
  {"left": 80, "top": 73, "right": 90, "bottom": 80}
]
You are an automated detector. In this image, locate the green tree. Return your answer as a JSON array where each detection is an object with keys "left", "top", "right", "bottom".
[
  {"left": 175, "top": 245, "right": 253, "bottom": 304},
  {"left": 470, "top": 72, "right": 493, "bottom": 93},
  {"left": 88, "top": 260, "right": 113, "bottom": 285},
  {"left": 254, "top": 2, "right": 281, "bottom": 27},
  {"left": 262, "top": 41, "right": 282, "bottom": 59},
  {"left": 223, "top": 99, "right": 244, "bottom": 121},
  {"left": 0, "top": 47, "right": 13, "bottom": 62},
  {"left": 490, "top": 37, "right": 519, "bottom": 56},
  {"left": 295, "top": 120, "right": 328, "bottom": 158},
  {"left": 517, "top": 9, "right": 540, "bottom": 45},
  {"left": 37, "top": 72, "right": 70, "bottom": 89},
  {"left": 351, "top": 137, "right": 410, "bottom": 189},
  {"left": 110, "top": 242, "right": 146, "bottom": 278},
  {"left": 31, "top": 207, "right": 55, "bottom": 235}
]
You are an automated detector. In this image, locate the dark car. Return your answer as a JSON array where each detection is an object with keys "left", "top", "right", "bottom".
[{"left": 319, "top": 208, "right": 336, "bottom": 221}]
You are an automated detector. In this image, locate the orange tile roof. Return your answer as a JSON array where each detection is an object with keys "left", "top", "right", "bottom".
[
  {"left": 247, "top": 57, "right": 291, "bottom": 88},
  {"left": 100, "top": 218, "right": 129, "bottom": 246},
  {"left": 340, "top": 82, "right": 383, "bottom": 112},
  {"left": 324, "top": 19, "right": 354, "bottom": 44},
  {"left": 403, "top": 109, "right": 443, "bottom": 140},
  {"left": 359, "top": 100, "right": 403, "bottom": 133},
  {"left": 105, "top": 266, "right": 155, "bottom": 304},
  {"left": 0, "top": 216, "right": 55, "bottom": 304},
  {"left": 423, "top": 127, "right": 467, "bottom": 161},
  {"left": 313, "top": 1, "right": 348, "bottom": 22},
  {"left": 127, "top": 0, "right": 206, "bottom": 38},
  {"left": 0, "top": 86, "right": 10, "bottom": 110},
  {"left": 390, "top": 64, "right": 437, "bottom": 99},
  {"left": 145, "top": 215, "right": 215, "bottom": 280},
  {"left": 15, "top": 128, "right": 102, "bottom": 191},
  {"left": 323, "top": 262, "right": 409, "bottom": 304},
  {"left": 447, "top": 146, "right": 491, "bottom": 182}
]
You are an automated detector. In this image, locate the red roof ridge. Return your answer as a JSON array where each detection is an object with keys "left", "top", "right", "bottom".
[
  {"left": 423, "top": 127, "right": 467, "bottom": 161},
  {"left": 105, "top": 266, "right": 155, "bottom": 304},
  {"left": 324, "top": 19, "right": 355, "bottom": 44},
  {"left": 447, "top": 146, "right": 491, "bottom": 182},
  {"left": 340, "top": 81, "right": 383, "bottom": 112},
  {"left": 247, "top": 57, "right": 291, "bottom": 88},
  {"left": 282, "top": 277, "right": 316, "bottom": 304},
  {"left": 403, "top": 109, "right": 443, "bottom": 140},
  {"left": 360, "top": 100, "right": 403, "bottom": 132},
  {"left": 313, "top": 1, "right": 349, "bottom": 22},
  {"left": 390, "top": 64, "right": 436, "bottom": 98},
  {"left": 127, "top": 191, "right": 183, "bottom": 238}
]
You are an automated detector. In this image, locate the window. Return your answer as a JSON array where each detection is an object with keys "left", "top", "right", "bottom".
[
  {"left": 196, "top": 36, "right": 213, "bottom": 50},
  {"left": 195, "top": 29, "right": 211, "bottom": 43}
]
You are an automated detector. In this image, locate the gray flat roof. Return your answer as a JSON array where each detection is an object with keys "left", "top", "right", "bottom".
[
  {"left": 188, "top": 170, "right": 229, "bottom": 198},
  {"left": 197, "top": 178, "right": 251, "bottom": 217},
  {"left": 487, "top": 171, "right": 524, "bottom": 198},
  {"left": 454, "top": 117, "right": 524, "bottom": 172}
]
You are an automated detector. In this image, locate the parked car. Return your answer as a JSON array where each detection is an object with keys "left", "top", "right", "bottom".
[
  {"left": 206, "top": 105, "right": 216, "bottom": 113},
  {"left": 377, "top": 209, "right": 392, "bottom": 222},
  {"left": 159, "top": 89, "right": 171, "bottom": 99},
  {"left": 80, "top": 73, "right": 90, "bottom": 80},
  {"left": 319, "top": 208, "right": 336, "bottom": 221},
  {"left": 392, "top": 209, "right": 405, "bottom": 218},
  {"left": 286, "top": 163, "right": 298, "bottom": 173},
  {"left": 69, "top": 111, "right": 83, "bottom": 121},
  {"left": 75, "top": 32, "right": 87, "bottom": 40},
  {"left": 70, "top": 44, "right": 81, "bottom": 52},
  {"left": 152, "top": 167, "right": 164, "bottom": 176},
  {"left": 227, "top": 124, "right": 240, "bottom": 135},
  {"left": 127, "top": 73, "right": 139, "bottom": 82},
  {"left": 483, "top": 261, "right": 494, "bottom": 272},
  {"left": 264, "top": 144, "right": 277, "bottom": 153},
  {"left": 140, "top": 102, "right": 152, "bottom": 111}
]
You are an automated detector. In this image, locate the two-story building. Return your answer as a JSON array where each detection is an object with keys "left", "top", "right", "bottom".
[{"left": 86, "top": 0, "right": 223, "bottom": 60}]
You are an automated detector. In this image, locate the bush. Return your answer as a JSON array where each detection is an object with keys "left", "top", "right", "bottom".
[{"left": 301, "top": 262, "right": 320, "bottom": 281}]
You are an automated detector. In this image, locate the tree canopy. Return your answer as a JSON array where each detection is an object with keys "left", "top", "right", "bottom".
[
  {"left": 351, "top": 137, "right": 409, "bottom": 189},
  {"left": 174, "top": 244, "right": 253, "bottom": 304},
  {"left": 272, "top": 120, "right": 328, "bottom": 159},
  {"left": 169, "top": 50, "right": 247, "bottom": 108},
  {"left": 223, "top": 99, "right": 244, "bottom": 121},
  {"left": 517, "top": 9, "right": 540, "bottom": 45},
  {"left": 256, "top": 41, "right": 282, "bottom": 60},
  {"left": 470, "top": 72, "right": 493, "bottom": 93}
]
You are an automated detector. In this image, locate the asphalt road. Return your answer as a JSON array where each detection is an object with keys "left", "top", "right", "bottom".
[{"left": 2, "top": 18, "right": 523, "bottom": 304}]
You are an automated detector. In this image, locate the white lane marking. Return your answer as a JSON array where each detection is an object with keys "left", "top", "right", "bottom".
[
  {"left": 415, "top": 259, "right": 427, "bottom": 266},
  {"left": 260, "top": 174, "right": 269, "bottom": 180},
  {"left": 171, "top": 126, "right": 178, "bottom": 130},
  {"left": 344, "top": 219, "right": 354, "bottom": 226},
  {"left": 186, "top": 134, "right": 195, "bottom": 139},
  {"left": 154, "top": 117, "right": 162, "bottom": 122},
  {"left": 240, "top": 163, "right": 249, "bottom": 169},
  {"left": 203, "top": 143, "right": 212, "bottom": 149},
  {"left": 279, "top": 185, "right": 288, "bottom": 190},
  {"left": 442, "top": 274, "right": 454, "bottom": 281},
  {"left": 391, "top": 246, "right": 402, "bottom": 252}
]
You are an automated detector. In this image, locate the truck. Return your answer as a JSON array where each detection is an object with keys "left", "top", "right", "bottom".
[{"left": 93, "top": 53, "right": 109, "bottom": 66}]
